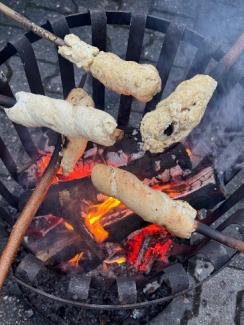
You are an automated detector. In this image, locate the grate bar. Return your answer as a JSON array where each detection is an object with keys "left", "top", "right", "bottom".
[
  {"left": 144, "top": 22, "right": 185, "bottom": 114},
  {"left": 0, "top": 181, "right": 18, "bottom": 207},
  {"left": 10, "top": 37, "right": 44, "bottom": 95},
  {"left": 117, "top": 12, "right": 147, "bottom": 128},
  {"left": 204, "top": 182, "right": 244, "bottom": 226},
  {"left": 91, "top": 10, "right": 107, "bottom": 110},
  {"left": 48, "top": 17, "right": 75, "bottom": 98},
  {"left": 0, "top": 70, "right": 37, "bottom": 158},
  {"left": 0, "top": 137, "right": 18, "bottom": 181}
]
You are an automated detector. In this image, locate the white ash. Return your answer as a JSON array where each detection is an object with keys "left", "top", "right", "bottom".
[
  {"left": 106, "top": 150, "right": 129, "bottom": 166},
  {"left": 83, "top": 146, "right": 98, "bottom": 159},
  {"left": 193, "top": 258, "right": 214, "bottom": 282}
]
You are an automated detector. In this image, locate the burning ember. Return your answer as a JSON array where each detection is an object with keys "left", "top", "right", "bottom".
[
  {"left": 68, "top": 252, "right": 84, "bottom": 267},
  {"left": 35, "top": 152, "right": 95, "bottom": 184},
  {"left": 104, "top": 256, "right": 127, "bottom": 265},
  {"left": 127, "top": 225, "right": 172, "bottom": 273},
  {"left": 64, "top": 222, "right": 74, "bottom": 232}
]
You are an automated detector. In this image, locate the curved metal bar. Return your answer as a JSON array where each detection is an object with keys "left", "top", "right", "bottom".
[
  {"left": 9, "top": 37, "right": 44, "bottom": 95},
  {"left": 90, "top": 10, "right": 107, "bottom": 110},
  {"left": 117, "top": 12, "right": 147, "bottom": 127},
  {"left": 12, "top": 253, "right": 237, "bottom": 310},
  {"left": 144, "top": 22, "right": 186, "bottom": 114},
  {"left": 204, "top": 183, "right": 244, "bottom": 225},
  {"left": 1, "top": 11, "right": 243, "bottom": 93},
  {"left": 186, "top": 45, "right": 218, "bottom": 79},
  {"left": 0, "top": 137, "right": 18, "bottom": 181},
  {"left": 0, "top": 181, "right": 18, "bottom": 208},
  {"left": 0, "top": 13, "right": 223, "bottom": 68},
  {"left": 0, "top": 206, "right": 14, "bottom": 225},
  {"left": 48, "top": 17, "right": 75, "bottom": 98},
  {"left": 0, "top": 71, "right": 37, "bottom": 159}
]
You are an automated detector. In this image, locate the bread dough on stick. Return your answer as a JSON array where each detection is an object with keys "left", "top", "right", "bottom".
[
  {"left": 62, "top": 88, "right": 95, "bottom": 175},
  {"left": 5, "top": 91, "right": 118, "bottom": 146},
  {"left": 58, "top": 34, "right": 161, "bottom": 103},
  {"left": 91, "top": 164, "right": 197, "bottom": 239},
  {"left": 140, "top": 74, "right": 217, "bottom": 153}
]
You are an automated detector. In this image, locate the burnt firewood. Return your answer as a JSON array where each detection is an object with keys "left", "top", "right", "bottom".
[
  {"left": 34, "top": 233, "right": 82, "bottom": 264},
  {"left": 123, "top": 142, "right": 191, "bottom": 180},
  {"left": 24, "top": 215, "right": 83, "bottom": 264},
  {"left": 169, "top": 158, "right": 225, "bottom": 209}
]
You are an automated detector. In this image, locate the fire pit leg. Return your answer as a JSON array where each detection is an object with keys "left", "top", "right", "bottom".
[
  {"left": 15, "top": 254, "right": 45, "bottom": 284},
  {"left": 68, "top": 274, "right": 91, "bottom": 300},
  {"left": 117, "top": 277, "right": 137, "bottom": 304}
]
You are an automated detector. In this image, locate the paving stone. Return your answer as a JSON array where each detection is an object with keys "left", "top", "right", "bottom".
[
  {"left": 149, "top": 294, "right": 194, "bottom": 325},
  {"left": 27, "top": 0, "right": 78, "bottom": 15},
  {"left": 150, "top": 0, "right": 197, "bottom": 28},
  {"left": 187, "top": 268, "right": 244, "bottom": 325},
  {"left": 152, "top": 0, "right": 198, "bottom": 18},
  {"left": 194, "top": 1, "right": 244, "bottom": 50},
  {"left": 141, "top": 31, "right": 165, "bottom": 64},
  {"left": 229, "top": 253, "right": 244, "bottom": 270}
]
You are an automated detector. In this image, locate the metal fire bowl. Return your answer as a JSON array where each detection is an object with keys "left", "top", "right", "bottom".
[{"left": 0, "top": 10, "right": 243, "bottom": 309}]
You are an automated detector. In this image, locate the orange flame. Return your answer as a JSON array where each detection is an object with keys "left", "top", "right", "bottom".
[
  {"left": 64, "top": 222, "right": 74, "bottom": 232},
  {"left": 104, "top": 256, "right": 126, "bottom": 265},
  {"left": 186, "top": 147, "right": 192, "bottom": 157},
  {"left": 84, "top": 197, "right": 121, "bottom": 243},
  {"left": 68, "top": 252, "right": 84, "bottom": 267}
]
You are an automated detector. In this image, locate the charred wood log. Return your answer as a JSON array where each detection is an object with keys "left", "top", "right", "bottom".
[
  {"left": 123, "top": 142, "right": 191, "bottom": 180},
  {"left": 160, "top": 157, "right": 225, "bottom": 209}
]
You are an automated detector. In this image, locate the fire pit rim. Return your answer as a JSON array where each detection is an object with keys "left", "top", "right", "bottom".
[
  {"left": 12, "top": 252, "right": 238, "bottom": 310},
  {"left": 0, "top": 10, "right": 230, "bottom": 68}
]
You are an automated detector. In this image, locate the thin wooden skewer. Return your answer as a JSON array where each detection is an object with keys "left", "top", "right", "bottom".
[
  {"left": 0, "top": 137, "right": 63, "bottom": 289},
  {"left": 0, "top": 2, "right": 65, "bottom": 46}
]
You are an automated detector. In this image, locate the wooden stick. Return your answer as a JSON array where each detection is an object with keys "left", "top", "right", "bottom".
[
  {"left": 0, "top": 2, "right": 65, "bottom": 46},
  {"left": 0, "top": 137, "right": 62, "bottom": 289}
]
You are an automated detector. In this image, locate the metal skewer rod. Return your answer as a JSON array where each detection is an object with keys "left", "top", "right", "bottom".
[
  {"left": 196, "top": 221, "right": 244, "bottom": 253},
  {"left": 0, "top": 2, "right": 65, "bottom": 46},
  {"left": 0, "top": 94, "right": 16, "bottom": 108}
]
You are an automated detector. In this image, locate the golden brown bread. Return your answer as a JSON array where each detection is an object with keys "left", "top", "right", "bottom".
[
  {"left": 61, "top": 88, "right": 95, "bottom": 175},
  {"left": 58, "top": 34, "right": 161, "bottom": 103},
  {"left": 140, "top": 75, "right": 217, "bottom": 153},
  {"left": 91, "top": 164, "right": 197, "bottom": 238}
]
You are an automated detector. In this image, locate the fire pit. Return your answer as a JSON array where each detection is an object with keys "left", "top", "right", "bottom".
[{"left": 0, "top": 9, "right": 243, "bottom": 323}]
